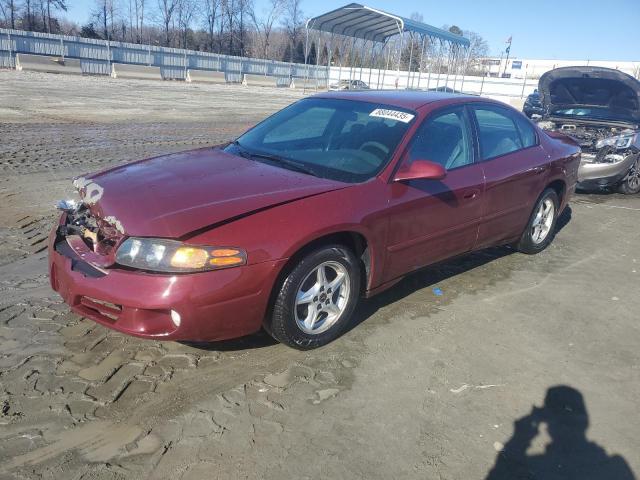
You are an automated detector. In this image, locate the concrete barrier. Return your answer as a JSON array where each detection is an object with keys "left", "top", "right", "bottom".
[
  {"left": 243, "top": 74, "right": 280, "bottom": 87},
  {"left": 291, "top": 77, "right": 326, "bottom": 90},
  {"left": 186, "top": 69, "right": 226, "bottom": 84},
  {"left": 16, "top": 53, "right": 82, "bottom": 74},
  {"left": 80, "top": 59, "right": 111, "bottom": 76},
  {"left": 225, "top": 72, "right": 243, "bottom": 84},
  {"left": 275, "top": 77, "right": 291, "bottom": 88},
  {"left": 111, "top": 63, "right": 162, "bottom": 80}
]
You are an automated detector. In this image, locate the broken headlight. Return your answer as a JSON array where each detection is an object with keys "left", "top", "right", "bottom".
[
  {"left": 115, "top": 238, "right": 247, "bottom": 273},
  {"left": 595, "top": 132, "right": 637, "bottom": 150}
]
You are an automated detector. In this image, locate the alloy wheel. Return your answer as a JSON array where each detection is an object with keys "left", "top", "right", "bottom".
[
  {"left": 531, "top": 198, "right": 555, "bottom": 245},
  {"left": 625, "top": 157, "right": 640, "bottom": 191},
  {"left": 294, "top": 261, "right": 351, "bottom": 335}
]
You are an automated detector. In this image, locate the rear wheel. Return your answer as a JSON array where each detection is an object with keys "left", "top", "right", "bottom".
[
  {"left": 515, "top": 188, "right": 559, "bottom": 254},
  {"left": 617, "top": 156, "right": 640, "bottom": 195},
  {"left": 267, "top": 245, "right": 361, "bottom": 349}
]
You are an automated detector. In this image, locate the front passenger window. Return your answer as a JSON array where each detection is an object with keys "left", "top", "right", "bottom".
[{"left": 406, "top": 108, "right": 473, "bottom": 170}]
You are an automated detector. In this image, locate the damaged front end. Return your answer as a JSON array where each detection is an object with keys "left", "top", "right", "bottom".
[
  {"left": 53, "top": 199, "right": 125, "bottom": 272},
  {"left": 536, "top": 66, "right": 640, "bottom": 193},
  {"left": 537, "top": 121, "right": 639, "bottom": 188}
]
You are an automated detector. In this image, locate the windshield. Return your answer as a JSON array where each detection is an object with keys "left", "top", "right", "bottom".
[{"left": 224, "top": 98, "right": 415, "bottom": 183}]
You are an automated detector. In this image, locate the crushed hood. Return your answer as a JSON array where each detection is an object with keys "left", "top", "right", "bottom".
[
  {"left": 539, "top": 66, "right": 640, "bottom": 123},
  {"left": 75, "top": 148, "right": 346, "bottom": 238}
]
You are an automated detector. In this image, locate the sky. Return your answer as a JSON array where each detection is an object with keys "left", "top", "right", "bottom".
[{"left": 67, "top": 0, "right": 640, "bottom": 61}]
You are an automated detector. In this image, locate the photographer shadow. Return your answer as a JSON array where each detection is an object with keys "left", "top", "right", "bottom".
[{"left": 486, "top": 385, "right": 635, "bottom": 480}]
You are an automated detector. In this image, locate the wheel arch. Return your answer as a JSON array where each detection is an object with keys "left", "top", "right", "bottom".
[
  {"left": 270, "top": 228, "right": 373, "bottom": 302},
  {"left": 546, "top": 178, "right": 567, "bottom": 206},
  {"left": 262, "top": 229, "right": 374, "bottom": 332}
]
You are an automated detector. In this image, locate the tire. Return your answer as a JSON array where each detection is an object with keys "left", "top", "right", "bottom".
[
  {"left": 267, "top": 244, "right": 361, "bottom": 349},
  {"left": 515, "top": 188, "right": 559, "bottom": 254},
  {"left": 617, "top": 155, "right": 640, "bottom": 195}
]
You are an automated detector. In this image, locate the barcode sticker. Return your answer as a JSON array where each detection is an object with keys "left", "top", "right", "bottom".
[{"left": 369, "top": 108, "right": 415, "bottom": 123}]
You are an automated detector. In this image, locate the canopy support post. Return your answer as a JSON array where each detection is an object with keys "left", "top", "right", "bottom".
[
  {"left": 459, "top": 46, "right": 471, "bottom": 93},
  {"left": 303, "top": 23, "right": 310, "bottom": 94},
  {"left": 416, "top": 34, "right": 426, "bottom": 90},
  {"left": 395, "top": 22, "right": 403, "bottom": 89},
  {"left": 382, "top": 39, "right": 391, "bottom": 89},
  {"left": 348, "top": 36, "right": 357, "bottom": 83},
  {"left": 426, "top": 37, "right": 433, "bottom": 90},
  {"left": 326, "top": 33, "right": 334, "bottom": 89},
  {"left": 358, "top": 39, "right": 367, "bottom": 81},
  {"left": 368, "top": 41, "right": 376, "bottom": 87},
  {"left": 407, "top": 33, "right": 414, "bottom": 89},
  {"left": 314, "top": 30, "right": 323, "bottom": 91}
]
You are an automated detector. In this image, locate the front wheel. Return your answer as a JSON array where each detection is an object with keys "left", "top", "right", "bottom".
[
  {"left": 267, "top": 245, "right": 361, "bottom": 349},
  {"left": 617, "top": 156, "right": 640, "bottom": 195},
  {"left": 515, "top": 188, "right": 559, "bottom": 254}
]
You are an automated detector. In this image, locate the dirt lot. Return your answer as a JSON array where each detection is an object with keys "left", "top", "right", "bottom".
[{"left": 0, "top": 71, "right": 639, "bottom": 480}]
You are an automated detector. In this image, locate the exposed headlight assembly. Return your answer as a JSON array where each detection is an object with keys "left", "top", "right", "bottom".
[
  {"left": 595, "top": 132, "right": 637, "bottom": 150},
  {"left": 115, "top": 238, "right": 247, "bottom": 273}
]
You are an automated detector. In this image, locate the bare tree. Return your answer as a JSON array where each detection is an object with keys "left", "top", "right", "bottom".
[
  {"left": 0, "top": 0, "right": 19, "bottom": 29},
  {"left": 44, "top": 0, "right": 67, "bottom": 32},
  {"left": 250, "top": 0, "right": 284, "bottom": 58},
  {"left": 281, "top": 0, "right": 302, "bottom": 62},
  {"left": 157, "top": 0, "right": 178, "bottom": 46},
  {"left": 464, "top": 30, "right": 489, "bottom": 74},
  {"left": 225, "top": 0, "right": 235, "bottom": 54},
  {"left": 216, "top": 0, "right": 226, "bottom": 52},
  {"left": 132, "top": 0, "right": 146, "bottom": 43},
  {"left": 93, "top": 0, "right": 118, "bottom": 40},
  {"left": 237, "top": 0, "right": 251, "bottom": 56},
  {"left": 24, "top": 0, "right": 33, "bottom": 30},
  {"left": 202, "top": 0, "right": 219, "bottom": 52},
  {"left": 176, "top": 0, "right": 197, "bottom": 48}
]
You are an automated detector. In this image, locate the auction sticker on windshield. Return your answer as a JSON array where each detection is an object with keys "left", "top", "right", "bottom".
[{"left": 369, "top": 108, "right": 415, "bottom": 123}]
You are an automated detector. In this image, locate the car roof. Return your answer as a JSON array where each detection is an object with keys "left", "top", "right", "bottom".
[{"left": 314, "top": 89, "right": 480, "bottom": 110}]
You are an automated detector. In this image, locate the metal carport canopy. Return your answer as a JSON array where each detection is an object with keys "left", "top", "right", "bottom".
[{"left": 306, "top": 2, "right": 470, "bottom": 46}]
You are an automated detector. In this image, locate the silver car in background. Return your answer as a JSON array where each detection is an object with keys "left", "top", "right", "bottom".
[{"left": 329, "top": 79, "right": 370, "bottom": 91}]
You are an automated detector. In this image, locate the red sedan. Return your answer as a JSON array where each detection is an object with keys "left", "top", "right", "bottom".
[{"left": 48, "top": 91, "right": 580, "bottom": 349}]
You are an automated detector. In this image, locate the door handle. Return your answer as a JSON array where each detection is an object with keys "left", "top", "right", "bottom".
[{"left": 463, "top": 190, "right": 479, "bottom": 200}]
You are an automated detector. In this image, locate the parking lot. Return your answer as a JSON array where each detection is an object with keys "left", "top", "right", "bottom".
[{"left": 1, "top": 71, "right": 638, "bottom": 479}]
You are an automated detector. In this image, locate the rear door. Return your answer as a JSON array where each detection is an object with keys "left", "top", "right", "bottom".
[
  {"left": 383, "top": 105, "right": 485, "bottom": 282},
  {"left": 470, "top": 104, "right": 549, "bottom": 248}
]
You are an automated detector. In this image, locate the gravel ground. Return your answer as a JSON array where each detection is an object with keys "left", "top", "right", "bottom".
[{"left": 0, "top": 70, "right": 638, "bottom": 480}]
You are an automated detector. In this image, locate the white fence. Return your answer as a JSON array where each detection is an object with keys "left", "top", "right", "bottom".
[
  {"left": 0, "top": 28, "right": 327, "bottom": 81},
  {"left": 325, "top": 66, "right": 538, "bottom": 99},
  {"left": 1, "top": 28, "right": 540, "bottom": 102}
]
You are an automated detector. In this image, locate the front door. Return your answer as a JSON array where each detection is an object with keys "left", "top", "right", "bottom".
[{"left": 383, "top": 105, "right": 485, "bottom": 282}]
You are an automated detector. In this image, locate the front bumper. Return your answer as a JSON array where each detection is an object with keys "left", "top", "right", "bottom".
[
  {"left": 48, "top": 220, "right": 286, "bottom": 341},
  {"left": 577, "top": 152, "right": 637, "bottom": 186}
]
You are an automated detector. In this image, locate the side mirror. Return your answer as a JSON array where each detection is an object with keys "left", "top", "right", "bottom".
[{"left": 394, "top": 160, "right": 447, "bottom": 182}]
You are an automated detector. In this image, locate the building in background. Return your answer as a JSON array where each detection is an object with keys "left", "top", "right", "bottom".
[{"left": 482, "top": 57, "right": 640, "bottom": 79}]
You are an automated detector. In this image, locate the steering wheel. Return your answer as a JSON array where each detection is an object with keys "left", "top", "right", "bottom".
[{"left": 359, "top": 141, "right": 389, "bottom": 160}]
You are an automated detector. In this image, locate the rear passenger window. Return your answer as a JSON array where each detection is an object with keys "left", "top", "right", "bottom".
[
  {"left": 474, "top": 107, "right": 524, "bottom": 160},
  {"left": 514, "top": 114, "right": 538, "bottom": 148}
]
